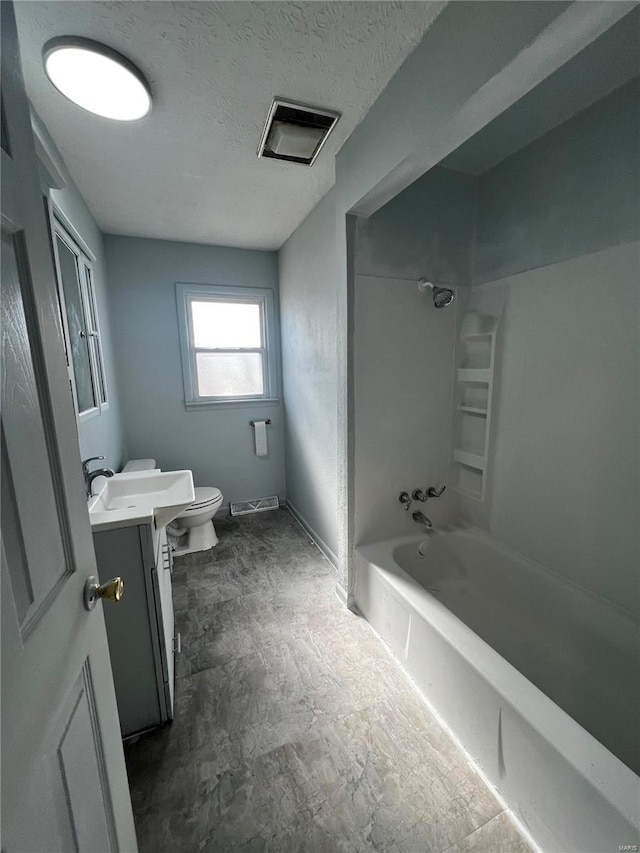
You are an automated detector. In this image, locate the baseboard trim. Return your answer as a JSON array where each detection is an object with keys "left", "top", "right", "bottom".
[
  {"left": 286, "top": 502, "right": 338, "bottom": 571},
  {"left": 334, "top": 582, "right": 348, "bottom": 606}
]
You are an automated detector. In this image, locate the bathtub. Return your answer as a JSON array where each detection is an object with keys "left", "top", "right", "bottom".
[{"left": 355, "top": 528, "right": 639, "bottom": 853}]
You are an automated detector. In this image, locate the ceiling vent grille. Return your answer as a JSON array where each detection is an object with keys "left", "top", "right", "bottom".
[{"left": 257, "top": 98, "right": 340, "bottom": 166}]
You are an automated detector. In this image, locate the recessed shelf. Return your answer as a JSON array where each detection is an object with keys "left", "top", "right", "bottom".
[
  {"left": 454, "top": 449, "right": 486, "bottom": 471},
  {"left": 458, "top": 405, "right": 488, "bottom": 416},
  {"left": 457, "top": 368, "right": 491, "bottom": 384}
]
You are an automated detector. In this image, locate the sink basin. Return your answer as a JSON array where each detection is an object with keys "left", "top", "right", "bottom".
[{"left": 88, "top": 470, "right": 195, "bottom": 531}]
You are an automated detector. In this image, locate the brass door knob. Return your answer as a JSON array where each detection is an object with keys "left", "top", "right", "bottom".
[{"left": 84, "top": 575, "right": 124, "bottom": 611}]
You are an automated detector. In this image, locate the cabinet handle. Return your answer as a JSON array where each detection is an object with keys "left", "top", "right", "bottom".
[{"left": 162, "top": 543, "right": 172, "bottom": 573}]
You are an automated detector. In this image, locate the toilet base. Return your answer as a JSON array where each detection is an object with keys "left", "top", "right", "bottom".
[{"left": 170, "top": 520, "right": 219, "bottom": 555}]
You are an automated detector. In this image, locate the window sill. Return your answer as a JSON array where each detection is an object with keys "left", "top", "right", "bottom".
[{"left": 185, "top": 397, "right": 280, "bottom": 412}]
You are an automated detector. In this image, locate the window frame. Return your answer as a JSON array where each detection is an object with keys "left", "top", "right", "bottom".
[
  {"left": 49, "top": 211, "right": 109, "bottom": 422},
  {"left": 176, "top": 282, "right": 279, "bottom": 410}
]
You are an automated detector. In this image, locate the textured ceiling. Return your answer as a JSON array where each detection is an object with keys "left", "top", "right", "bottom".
[{"left": 15, "top": 1, "right": 443, "bottom": 250}]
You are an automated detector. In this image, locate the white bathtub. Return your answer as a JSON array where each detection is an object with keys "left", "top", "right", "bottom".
[{"left": 355, "top": 528, "right": 640, "bottom": 853}]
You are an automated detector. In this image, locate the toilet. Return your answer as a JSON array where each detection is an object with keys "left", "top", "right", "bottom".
[{"left": 122, "top": 459, "right": 224, "bottom": 554}]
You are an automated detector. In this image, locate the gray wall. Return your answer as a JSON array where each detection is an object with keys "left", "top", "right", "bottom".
[
  {"left": 354, "top": 167, "right": 476, "bottom": 285},
  {"left": 39, "top": 118, "right": 127, "bottom": 471},
  {"left": 353, "top": 168, "right": 476, "bottom": 545},
  {"left": 474, "top": 80, "right": 640, "bottom": 283},
  {"left": 105, "top": 236, "right": 285, "bottom": 509},
  {"left": 279, "top": 189, "right": 339, "bottom": 562}
]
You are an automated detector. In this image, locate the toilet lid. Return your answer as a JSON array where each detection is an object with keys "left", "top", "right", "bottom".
[{"left": 183, "top": 486, "right": 222, "bottom": 512}]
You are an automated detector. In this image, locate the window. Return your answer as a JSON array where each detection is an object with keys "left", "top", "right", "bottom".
[
  {"left": 51, "top": 217, "right": 108, "bottom": 419},
  {"left": 176, "top": 283, "right": 278, "bottom": 408}
]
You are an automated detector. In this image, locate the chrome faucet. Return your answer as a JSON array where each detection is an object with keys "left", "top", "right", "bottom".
[
  {"left": 82, "top": 456, "right": 115, "bottom": 499},
  {"left": 427, "top": 485, "right": 446, "bottom": 498},
  {"left": 413, "top": 485, "right": 446, "bottom": 502},
  {"left": 412, "top": 510, "right": 433, "bottom": 530},
  {"left": 398, "top": 491, "right": 412, "bottom": 511}
]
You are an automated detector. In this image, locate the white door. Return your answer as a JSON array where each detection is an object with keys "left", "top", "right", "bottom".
[{"left": 1, "top": 4, "right": 137, "bottom": 851}]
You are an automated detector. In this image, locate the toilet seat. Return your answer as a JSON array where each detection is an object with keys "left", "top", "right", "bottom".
[{"left": 180, "top": 487, "right": 222, "bottom": 515}]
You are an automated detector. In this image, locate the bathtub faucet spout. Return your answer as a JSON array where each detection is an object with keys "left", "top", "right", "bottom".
[{"left": 412, "top": 510, "right": 433, "bottom": 530}]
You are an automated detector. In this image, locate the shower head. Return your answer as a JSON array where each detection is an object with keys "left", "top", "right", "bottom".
[{"left": 418, "top": 279, "right": 455, "bottom": 308}]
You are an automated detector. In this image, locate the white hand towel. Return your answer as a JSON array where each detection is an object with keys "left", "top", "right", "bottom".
[{"left": 254, "top": 420, "right": 268, "bottom": 456}]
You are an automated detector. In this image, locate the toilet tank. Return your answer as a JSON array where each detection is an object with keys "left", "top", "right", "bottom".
[{"left": 121, "top": 458, "right": 159, "bottom": 473}]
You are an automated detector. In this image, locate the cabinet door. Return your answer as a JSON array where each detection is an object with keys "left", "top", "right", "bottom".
[{"left": 94, "top": 527, "right": 162, "bottom": 735}]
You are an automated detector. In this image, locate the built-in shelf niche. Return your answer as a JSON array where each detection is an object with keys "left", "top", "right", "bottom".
[{"left": 452, "top": 312, "right": 498, "bottom": 502}]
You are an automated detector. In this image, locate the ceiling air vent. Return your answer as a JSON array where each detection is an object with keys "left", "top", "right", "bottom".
[{"left": 257, "top": 98, "right": 340, "bottom": 166}]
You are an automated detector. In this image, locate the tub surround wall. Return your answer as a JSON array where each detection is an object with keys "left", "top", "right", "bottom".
[
  {"left": 34, "top": 113, "right": 127, "bottom": 471},
  {"left": 469, "top": 246, "right": 640, "bottom": 618},
  {"left": 353, "top": 167, "right": 476, "bottom": 547},
  {"left": 467, "top": 81, "right": 640, "bottom": 616},
  {"left": 353, "top": 274, "right": 459, "bottom": 547},
  {"left": 105, "top": 236, "right": 285, "bottom": 509},
  {"left": 279, "top": 190, "right": 339, "bottom": 565}
]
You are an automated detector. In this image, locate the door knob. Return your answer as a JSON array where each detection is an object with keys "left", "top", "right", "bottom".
[{"left": 84, "top": 576, "right": 124, "bottom": 611}]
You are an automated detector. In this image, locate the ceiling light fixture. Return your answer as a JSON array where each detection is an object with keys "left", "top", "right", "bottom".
[
  {"left": 258, "top": 99, "right": 340, "bottom": 166},
  {"left": 42, "top": 37, "right": 151, "bottom": 121}
]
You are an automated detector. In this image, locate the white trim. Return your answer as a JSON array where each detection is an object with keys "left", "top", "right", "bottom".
[
  {"left": 50, "top": 216, "right": 108, "bottom": 418},
  {"left": 50, "top": 202, "right": 96, "bottom": 262},
  {"left": 30, "top": 109, "right": 67, "bottom": 191},
  {"left": 176, "top": 282, "right": 279, "bottom": 409},
  {"left": 334, "top": 582, "right": 348, "bottom": 607},
  {"left": 286, "top": 502, "right": 338, "bottom": 570}
]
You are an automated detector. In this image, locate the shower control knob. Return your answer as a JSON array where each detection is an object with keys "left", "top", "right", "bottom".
[
  {"left": 427, "top": 485, "right": 446, "bottom": 498},
  {"left": 412, "top": 489, "right": 427, "bottom": 502},
  {"left": 398, "top": 492, "right": 412, "bottom": 510}
]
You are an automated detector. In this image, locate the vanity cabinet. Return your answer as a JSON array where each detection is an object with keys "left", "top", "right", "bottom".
[{"left": 92, "top": 521, "right": 178, "bottom": 738}]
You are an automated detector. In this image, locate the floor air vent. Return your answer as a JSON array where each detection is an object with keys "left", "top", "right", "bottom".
[{"left": 230, "top": 496, "right": 279, "bottom": 516}]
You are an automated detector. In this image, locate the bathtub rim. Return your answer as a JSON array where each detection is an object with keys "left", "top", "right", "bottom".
[
  {"left": 355, "top": 529, "right": 640, "bottom": 830},
  {"left": 373, "top": 523, "right": 638, "bottom": 624}
]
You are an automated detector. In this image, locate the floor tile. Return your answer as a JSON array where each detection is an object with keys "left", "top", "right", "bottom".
[
  {"left": 124, "top": 509, "right": 530, "bottom": 853},
  {"left": 441, "top": 810, "right": 534, "bottom": 853}
]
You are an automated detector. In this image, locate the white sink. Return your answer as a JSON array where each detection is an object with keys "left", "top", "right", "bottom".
[{"left": 88, "top": 470, "right": 195, "bottom": 531}]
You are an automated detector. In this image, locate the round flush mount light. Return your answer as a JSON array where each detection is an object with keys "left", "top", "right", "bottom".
[{"left": 43, "top": 37, "right": 151, "bottom": 121}]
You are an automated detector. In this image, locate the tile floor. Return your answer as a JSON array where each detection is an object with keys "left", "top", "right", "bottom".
[{"left": 124, "top": 509, "right": 533, "bottom": 852}]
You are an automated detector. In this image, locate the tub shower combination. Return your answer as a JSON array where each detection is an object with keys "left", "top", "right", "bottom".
[{"left": 354, "top": 528, "right": 639, "bottom": 852}]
